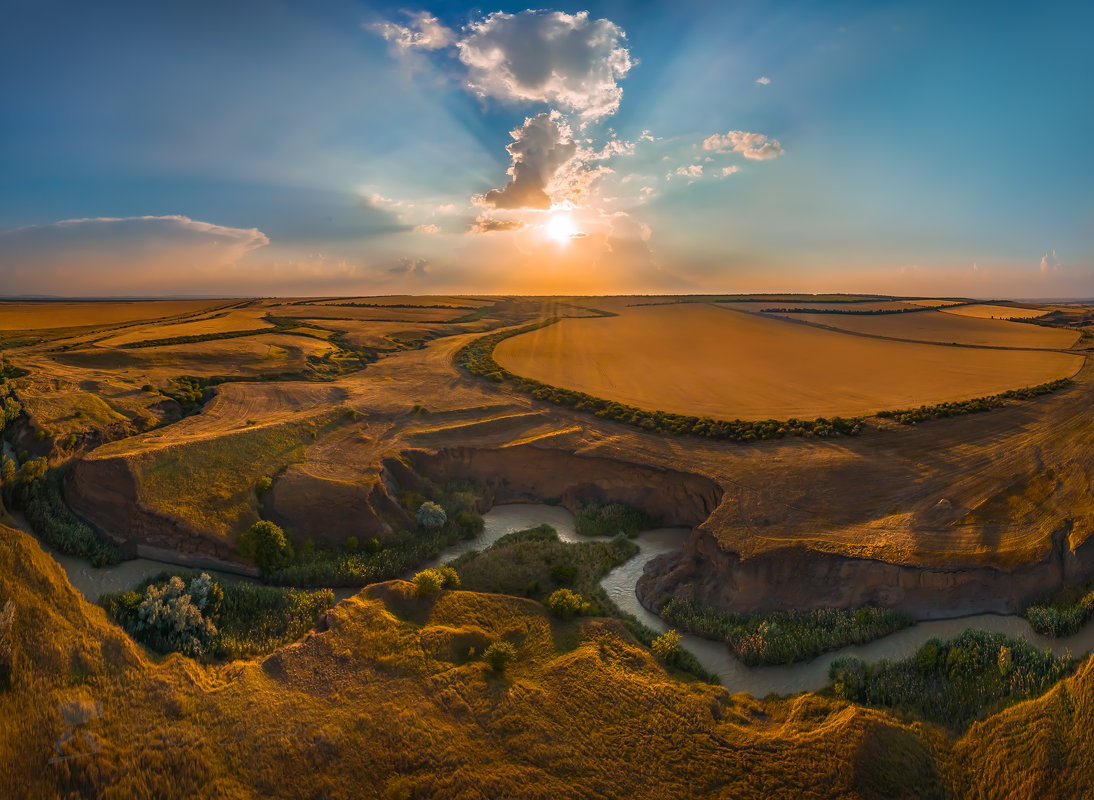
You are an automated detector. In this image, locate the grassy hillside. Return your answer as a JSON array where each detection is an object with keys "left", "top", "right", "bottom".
[{"left": 1, "top": 522, "right": 959, "bottom": 799}]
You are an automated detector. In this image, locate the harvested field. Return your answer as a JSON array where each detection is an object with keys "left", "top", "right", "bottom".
[
  {"left": 291, "top": 318, "right": 458, "bottom": 349},
  {"left": 943, "top": 304, "right": 1048, "bottom": 319},
  {"left": 0, "top": 300, "right": 224, "bottom": 330},
  {"left": 267, "top": 305, "right": 470, "bottom": 323},
  {"left": 97, "top": 308, "right": 274, "bottom": 345},
  {"left": 905, "top": 298, "right": 966, "bottom": 307},
  {"left": 493, "top": 304, "right": 1084, "bottom": 419},
  {"left": 50, "top": 333, "right": 333, "bottom": 379},
  {"left": 785, "top": 309, "right": 1079, "bottom": 349}
]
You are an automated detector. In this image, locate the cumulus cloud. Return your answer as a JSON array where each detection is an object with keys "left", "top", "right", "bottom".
[
  {"left": 668, "top": 164, "right": 703, "bottom": 180},
  {"left": 0, "top": 215, "right": 269, "bottom": 295},
  {"left": 371, "top": 12, "right": 453, "bottom": 51},
  {"left": 703, "top": 130, "right": 784, "bottom": 160},
  {"left": 413, "top": 223, "right": 441, "bottom": 235},
  {"left": 469, "top": 216, "right": 527, "bottom": 234},
  {"left": 1039, "top": 250, "right": 1061, "bottom": 275},
  {"left": 457, "top": 10, "right": 632, "bottom": 121},
  {"left": 720, "top": 165, "right": 740, "bottom": 177},
  {"left": 480, "top": 112, "right": 578, "bottom": 210},
  {"left": 755, "top": 76, "right": 771, "bottom": 85},
  {"left": 391, "top": 257, "right": 431, "bottom": 277}
]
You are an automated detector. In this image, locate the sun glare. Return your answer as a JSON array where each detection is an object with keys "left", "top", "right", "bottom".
[{"left": 544, "top": 213, "right": 579, "bottom": 244}]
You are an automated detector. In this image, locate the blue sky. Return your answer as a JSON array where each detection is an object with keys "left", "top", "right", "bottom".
[{"left": 1, "top": 0, "right": 1091, "bottom": 296}]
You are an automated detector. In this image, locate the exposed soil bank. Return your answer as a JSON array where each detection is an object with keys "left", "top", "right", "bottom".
[
  {"left": 637, "top": 522, "right": 1094, "bottom": 619},
  {"left": 404, "top": 444, "right": 724, "bottom": 528},
  {"left": 65, "top": 456, "right": 248, "bottom": 567}
]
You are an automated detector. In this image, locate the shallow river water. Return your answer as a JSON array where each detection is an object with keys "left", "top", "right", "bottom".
[{"left": 29, "top": 502, "right": 1094, "bottom": 697}]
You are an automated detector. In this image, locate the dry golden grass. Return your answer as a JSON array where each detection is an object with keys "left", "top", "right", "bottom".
[
  {"left": 786, "top": 309, "right": 1078, "bottom": 349},
  {"left": 98, "top": 309, "right": 274, "bottom": 346},
  {"left": 942, "top": 304, "right": 1048, "bottom": 319},
  {"left": 0, "top": 300, "right": 224, "bottom": 331},
  {"left": 494, "top": 304, "right": 1084, "bottom": 419},
  {"left": 0, "top": 524, "right": 954, "bottom": 800}
]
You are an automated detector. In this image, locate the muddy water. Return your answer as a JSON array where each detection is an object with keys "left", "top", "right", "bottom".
[
  {"left": 25, "top": 501, "right": 1094, "bottom": 697},
  {"left": 492, "top": 504, "right": 1094, "bottom": 696}
]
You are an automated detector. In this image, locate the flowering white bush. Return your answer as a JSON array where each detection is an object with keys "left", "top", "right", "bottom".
[{"left": 136, "top": 574, "right": 217, "bottom": 656}]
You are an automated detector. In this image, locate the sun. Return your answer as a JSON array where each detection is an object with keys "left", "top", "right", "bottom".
[{"left": 543, "top": 213, "right": 579, "bottom": 244}]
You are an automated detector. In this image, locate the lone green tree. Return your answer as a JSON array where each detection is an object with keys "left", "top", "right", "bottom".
[{"left": 239, "top": 520, "right": 294, "bottom": 573}]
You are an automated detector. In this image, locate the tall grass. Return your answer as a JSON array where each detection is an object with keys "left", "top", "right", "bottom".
[
  {"left": 661, "top": 599, "right": 914, "bottom": 666},
  {"left": 828, "top": 629, "right": 1074, "bottom": 729}
]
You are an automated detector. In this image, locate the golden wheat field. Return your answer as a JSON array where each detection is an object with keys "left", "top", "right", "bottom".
[
  {"left": 782, "top": 309, "right": 1079, "bottom": 349},
  {"left": 97, "top": 308, "right": 274, "bottom": 345},
  {"left": 942, "top": 304, "right": 1048, "bottom": 319},
  {"left": 0, "top": 300, "right": 225, "bottom": 330},
  {"left": 494, "top": 304, "right": 1083, "bottom": 419}
]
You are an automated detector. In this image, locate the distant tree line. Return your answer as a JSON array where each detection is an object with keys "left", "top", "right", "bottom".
[
  {"left": 456, "top": 321, "right": 864, "bottom": 442},
  {"left": 761, "top": 306, "right": 940, "bottom": 315},
  {"left": 876, "top": 378, "right": 1071, "bottom": 424}
]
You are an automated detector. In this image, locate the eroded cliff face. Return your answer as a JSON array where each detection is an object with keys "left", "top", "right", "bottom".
[
  {"left": 263, "top": 466, "right": 411, "bottom": 546},
  {"left": 637, "top": 521, "right": 1094, "bottom": 619},
  {"left": 405, "top": 445, "right": 724, "bottom": 528},
  {"left": 65, "top": 457, "right": 246, "bottom": 568}
]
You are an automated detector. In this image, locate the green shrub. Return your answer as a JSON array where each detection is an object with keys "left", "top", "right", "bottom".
[
  {"left": 412, "top": 566, "right": 459, "bottom": 596},
  {"left": 344, "top": 536, "right": 359, "bottom": 552},
  {"left": 547, "top": 588, "right": 590, "bottom": 620},
  {"left": 238, "top": 520, "right": 294, "bottom": 573},
  {"left": 651, "top": 629, "right": 682, "bottom": 664},
  {"left": 255, "top": 475, "right": 273, "bottom": 495},
  {"left": 483, "top": 641, "right": 516, "bottom": 672}
]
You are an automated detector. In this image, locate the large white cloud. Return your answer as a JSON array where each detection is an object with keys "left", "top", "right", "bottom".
[
  {"left": 457, "top": 10, "right": 632, "bottom": 121},
  {"left": 480, "top": 112, "right": 578, "bottom": 210},
  {"left": 703, "top": 130, "right": 784, "bottom": 160}
]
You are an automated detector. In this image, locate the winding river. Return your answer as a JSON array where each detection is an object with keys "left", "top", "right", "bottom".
[{"left": 26, "top": 502, "right": 1094, "bottom": 697}]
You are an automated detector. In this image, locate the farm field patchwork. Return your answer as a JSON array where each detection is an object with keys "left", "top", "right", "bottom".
[
  {"left": 942, "top": 304, "right": 1048, "bottom": 319},
  {"left": 97, "top": 308, "right": 275, "bottom": 345},
  {"left": 782, "top": 309, "right": 1079, "bottom": 349},
  {"left": 493, "top": 303, "right": 1083, "bottom": 419}
]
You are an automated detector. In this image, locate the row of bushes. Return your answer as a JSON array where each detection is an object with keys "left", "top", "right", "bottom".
[
  {"left": 1, "top": 460, "right": 120, "bottom": 566},
  {"left": 876, "top": 378, "right": 1071, "bottom": 424},
  {"left": 100, "top": 571, "right": 334, "bottom": 660},
  {"left": 761, "top": 306, "right": 942, "bottom": 315},
  {"left": 828, "top": 629, "right": 1074, "bottom": 729},
  {"left": 456, "top": 323, "right": 864, "bottom": 442},
  {"left": 660, "top": 599, "right": 914, "bottom": 666}
]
